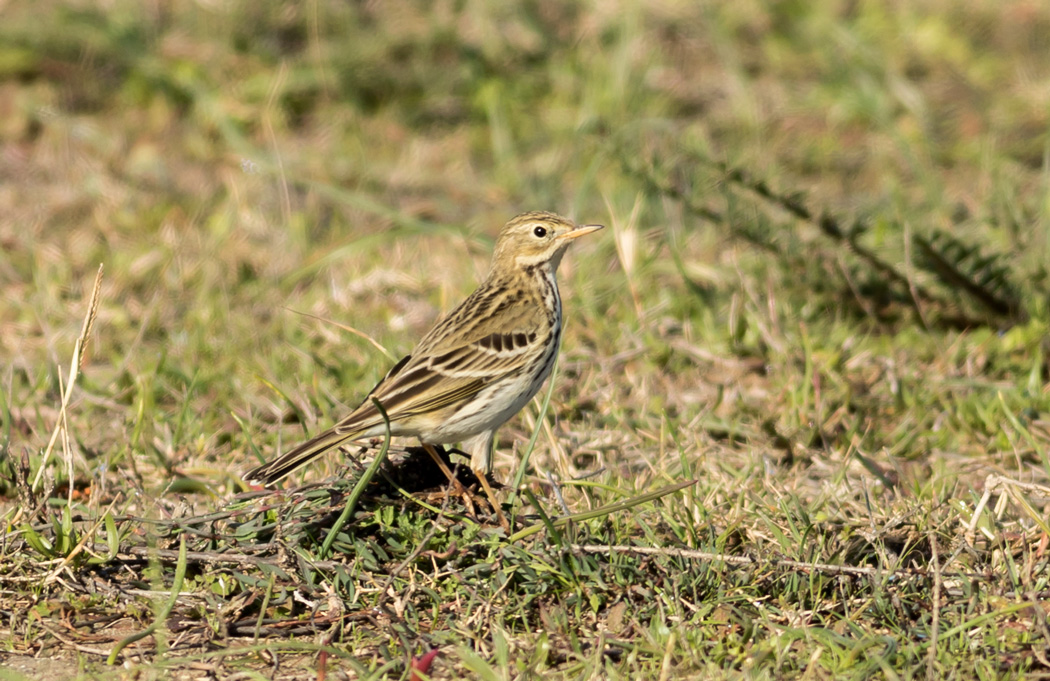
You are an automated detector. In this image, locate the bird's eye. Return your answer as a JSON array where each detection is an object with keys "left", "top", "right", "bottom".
[{"left": 533, "top": 226, "right": 547, "bottom": 238}]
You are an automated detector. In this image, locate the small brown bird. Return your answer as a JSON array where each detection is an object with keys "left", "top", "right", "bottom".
[{"left": 244, "top": 211, "right": 602, "bottom": 487}]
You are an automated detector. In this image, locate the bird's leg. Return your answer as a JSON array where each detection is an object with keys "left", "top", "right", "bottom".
[
  {"left": 419, "top": 442, "right": 464, "bottom": 490},
  {"left": 420, "top": 442, "right": 467, "bottom": 494},
  {"left": 420, "top": 443, "right": 477, "bottom": 516},
  {"left": 463, "top": 431, "right": 509, "bottom": 532},
  {"left": 474, "top": 468, "right": 509, "bottom": 532}
]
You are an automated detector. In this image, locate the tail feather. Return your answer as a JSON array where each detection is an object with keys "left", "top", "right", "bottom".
[{"left": 244, "top": 427, "right": 360, "bottom": 486}]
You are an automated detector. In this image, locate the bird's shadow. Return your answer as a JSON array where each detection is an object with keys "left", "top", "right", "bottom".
[{"left": 230, "top": 445, "right": 502, "bottom": 547}]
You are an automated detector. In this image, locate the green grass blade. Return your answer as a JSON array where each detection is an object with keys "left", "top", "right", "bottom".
[{"left": 319, "top": 397, "right": 393, "bottom": 559}]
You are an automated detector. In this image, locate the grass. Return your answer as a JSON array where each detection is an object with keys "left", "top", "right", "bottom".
[{"left": 2, "top": 0, "right": 1050, "bottom": 678}]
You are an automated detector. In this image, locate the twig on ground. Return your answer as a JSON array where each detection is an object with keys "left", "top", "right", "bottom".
[{"left": 569, "top": 544, "right": 990, "bottom": 582}]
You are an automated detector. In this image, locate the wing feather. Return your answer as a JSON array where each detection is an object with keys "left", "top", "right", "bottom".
[{"left": 330, "top": 279, "right": 546, "bottom": 435}]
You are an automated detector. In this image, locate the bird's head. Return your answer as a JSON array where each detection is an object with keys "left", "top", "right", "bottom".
[{"left": 490, "top": 211, "right": 603, "bottom": 272}]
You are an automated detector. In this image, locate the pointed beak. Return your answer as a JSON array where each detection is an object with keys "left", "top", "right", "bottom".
[{"left": 557, "top": 223, "right": 604, "bottom": 241}]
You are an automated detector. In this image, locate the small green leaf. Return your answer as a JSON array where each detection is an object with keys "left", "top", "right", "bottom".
[{"left": 22, "top": 524, "right": 55, "bottom": 558}]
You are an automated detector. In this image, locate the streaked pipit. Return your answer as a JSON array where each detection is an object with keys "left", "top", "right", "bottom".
[{"left": 244, "top": 212, "right": 602, "bottom": 514}]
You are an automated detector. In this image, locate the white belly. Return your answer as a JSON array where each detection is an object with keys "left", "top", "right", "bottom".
[{"left": 422, "top": 338, "right": 559, "bottom": 444}]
